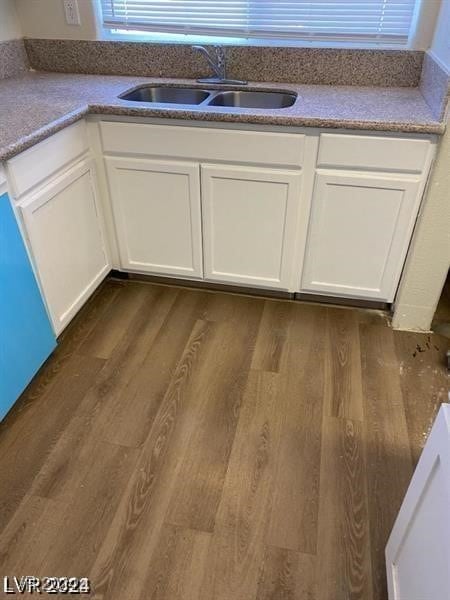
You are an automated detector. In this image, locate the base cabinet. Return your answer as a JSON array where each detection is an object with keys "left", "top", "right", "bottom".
[
  {"left": 19, "top": 159, "right": 110, "bottom": 335},
  {"left": 201, "top": 164, "right": 302, "bottom": 290},
  {"left": 106, "top": 157, "right": 203, "bottom": 278},
  {"left": 300, "top": 171, "right": 422, "bottom": 301}
]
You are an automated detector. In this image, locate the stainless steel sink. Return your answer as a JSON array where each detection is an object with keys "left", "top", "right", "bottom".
[
  {"left": 120, "top": 86, "right": 211, "bottom": 104},
  {"left": 119, "top": 85, "right": 297, "bottom": 110},
  {"left": 207, "top": 90, "right": 297, "bottom": 109}
]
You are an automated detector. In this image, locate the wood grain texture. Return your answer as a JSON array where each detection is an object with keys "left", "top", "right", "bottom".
[
  {"left": 257, "top": 546, "right": 317, "bottom": 600},
  {"left": 359, "top": 323, "right": 414, "bottom": 600},
  {"left": 199, "top": 370, "right": 283, "bottom": 600},
  {"left": 324, "top": 308, "right": 364, "bottom": 421},
  {"left": 315, "top": 417, "right": 372, "bottom": 600},
  {"left": 267, "top": 304, "right": 326, "bottom": 554},
  {"left": 0, "top": 280, "right": 446, "bottom": 600},
  {"left": 166, "top": 298, "right": 263, "bottom": 533}
]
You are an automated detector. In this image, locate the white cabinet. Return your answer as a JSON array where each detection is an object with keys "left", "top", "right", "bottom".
[
  {"left": 105, "top": 157, "right": 203, "bottom": 279},
  {"left": 300, "top": 171, "right": 422, "bottom": 302},
  {"left": 201, "top": 164, "right": 302, "bottom": 290},
  {"left": 19, "top": 159, "right": 110, "bottom": 335},
  {"left": 98, "top": 121, "right": 434, "bottom": 302},
  {"left": 386, "top": 404, "right": 450, "bottom": 600}
]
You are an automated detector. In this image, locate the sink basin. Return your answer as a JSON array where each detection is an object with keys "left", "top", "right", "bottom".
[
  {"left": 120, "top": 86, "right": 211, "bottom": 104},
  {"left": 207, "top": 90, "right": 297, "bottom": 109}
]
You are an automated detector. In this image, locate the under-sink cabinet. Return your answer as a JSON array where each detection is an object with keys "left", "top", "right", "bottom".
[{"left": 100, "top": 120, "right": 434, "bottom": 303}]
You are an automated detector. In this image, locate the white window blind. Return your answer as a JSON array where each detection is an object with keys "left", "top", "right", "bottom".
[{"left": 100, "top": 0, "right": 418, "bottom": 44}]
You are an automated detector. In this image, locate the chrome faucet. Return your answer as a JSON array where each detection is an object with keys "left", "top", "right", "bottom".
[{"left": 192, "top": 45, "right": 247, "bottom": 85}]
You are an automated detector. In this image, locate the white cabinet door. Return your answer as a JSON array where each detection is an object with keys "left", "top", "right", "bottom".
[
  {"left": 300, "top": 171, "right": 422, "bottom": 301},
  {"left": 201, "top": 164, "right": 302, "bottom": 291},
  {"left": 20, "top": 159, "right": 110, "bottom": 335},
  {"left": 105, "top": 157, "right": 203, "bottom": 279},
  {"left": 386, "top": 404, "right": 450, "bottom": 600}
]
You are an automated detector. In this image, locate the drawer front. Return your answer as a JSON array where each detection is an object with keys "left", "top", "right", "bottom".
[
  {"left": 317, "top": 133, "right": 431, "bottom": 173},
  {"left": 7, "top": 120, "right": 89, "bottom": 197},
  {"left": 100, "top": 121, "right": 305, "bottom": 167}
]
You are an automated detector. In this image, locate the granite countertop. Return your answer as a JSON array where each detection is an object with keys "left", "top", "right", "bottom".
[{"left": 0, "top": 71, "right": 444, "bottom": 161}]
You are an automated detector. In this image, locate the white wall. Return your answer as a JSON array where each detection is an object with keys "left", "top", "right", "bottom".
[
  {"left": 13, "top": 0, "right": 446, "bottom": 50},
  {"left": 15, "top": 0, "right": 98, "bottom": 40},
  {"left": 0, "top": 0, "right": 22, "bottom": 41},
  {"left": 393, "top": 122, "right": 450, "bottom": 331},
  {"left": 430, "top": 0, "right": 450, "bottom": 71}
]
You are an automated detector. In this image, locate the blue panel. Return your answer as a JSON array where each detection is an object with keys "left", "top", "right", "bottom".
[{"left": 0, "top": 192, "right": 56, "bottom": 419}]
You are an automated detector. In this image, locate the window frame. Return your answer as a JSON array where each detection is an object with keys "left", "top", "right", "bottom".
[{"left": 95, "top": 0, "right": 436, "bottom": 50}]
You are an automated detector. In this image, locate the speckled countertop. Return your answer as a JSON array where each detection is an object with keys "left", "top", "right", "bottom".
[{"left": 0, "top": 71, "right": 444, "bottom": 161}]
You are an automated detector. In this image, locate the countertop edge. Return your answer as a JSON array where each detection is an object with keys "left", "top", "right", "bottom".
[{"left": 0, "top": 102, "right": 444, "bottom": 162}]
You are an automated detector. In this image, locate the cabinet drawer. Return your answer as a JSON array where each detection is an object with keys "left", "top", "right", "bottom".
[
  {"left": 317, "top": 133, "right": 431, "bottom": 173},
  {"left": 100, "top": 121, "right": 304, "bottom": 167},
  {"left": 7, "top": 120, "right": 89, "bottom": 197}
]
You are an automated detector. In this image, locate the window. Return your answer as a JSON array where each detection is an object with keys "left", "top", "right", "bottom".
[{"left": 100, "top": 0, "right": 420, "bottom": 46}]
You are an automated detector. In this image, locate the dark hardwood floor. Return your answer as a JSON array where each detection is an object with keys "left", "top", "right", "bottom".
[{"left": 0, "top": 279, "right": 448, "bottom": 599}]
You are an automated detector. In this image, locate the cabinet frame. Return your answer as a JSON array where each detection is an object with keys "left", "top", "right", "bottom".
[{"left": 18, "top": 158, "right": 111, "bottom": 334}]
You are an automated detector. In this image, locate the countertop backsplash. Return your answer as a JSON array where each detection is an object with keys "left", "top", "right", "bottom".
[
  {"left": 23, "top": 38, "right": 424, "bottom": 88},
  {"left": 420, "top": 52, "right": 450, "bottom": 119},
  {"left": 0, "top": 39, "right": 29, "bottom": 80}
]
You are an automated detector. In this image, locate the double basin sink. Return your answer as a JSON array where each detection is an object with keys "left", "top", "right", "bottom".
[{"left": 119, "top": 85, "right": 297, "bottom": 110}]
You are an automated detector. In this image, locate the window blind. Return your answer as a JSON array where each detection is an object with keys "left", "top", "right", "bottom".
[{"left": 100, "top": 0, "right": 418, "bottom": 44}]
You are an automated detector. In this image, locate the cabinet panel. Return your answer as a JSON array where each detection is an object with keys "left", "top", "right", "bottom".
[
  {"left": 106, "top": 157, "right": 203, "bottom": 278},
  {"left": 301, "top": 172, "right": 422, "bottom": 301},
  {"left": 100, "top": 121, "right": 305, "bottom": 168},
  {"left": 317, "top": 133, "right": 431, "bottom": 173},
  {"left": 7, "top": 121, "right": 89, "bottom": 197},
  {"left": 386, "top": 405, "right": 450, "bottom": 600},
  {"left": 20, "top": 160, "right": 110, "bottom": 334},
  {"left": 201, "top": 164, "right": 302, "bottom": 290}
]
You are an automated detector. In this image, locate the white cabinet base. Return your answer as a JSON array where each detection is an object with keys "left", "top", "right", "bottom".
[
  {"left": 386, "top": 404, "right": 450, "bottom": 600},
  {"left": 19, "top": 159, "right": 110, "bottom": 335}
]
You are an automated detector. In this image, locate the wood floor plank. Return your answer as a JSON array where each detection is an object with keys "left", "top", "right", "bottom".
[
  {"left": 359, "top": 323, "right": 414, "bottom": 600},
  {"left": 0, "top": 354, "right": 105, "bottom": 530},
  {"left": 251, "top": 299, "right": 293, "bottom": 373},
  {"left": 166, "top": 298, "right": 263, "bottom": 532},
  {"left": 101, "top": 288, "right": 209, "bottom": 449},
  {"left": 39, "top": 441, "right": 140, "bottom": 577},
  {"left": 77, "top": 283, "right": 153, "bottom": 359},
  {"left": 89, "top": 319, "right": 215, "bottom": 600},
  {"left": 1, "top": 280, "right": 448, "bottom": 600},
  {"left": 315, "top": 417, "right": 373, "bottom": 600},
  {"left": 257, "top": 546, "right": 317, "bottom": 600},
  {"left": 393, "top": 329, "right": 448, "bottom": 465},
  {"left": 0, "top": 494, "right": 64, "bottom": 575},
  {"left": 198, "top": 370, "right": 283, "bottom": 600},
  {"left": 267, "top": 303, "right": 326, "bottom": 554},
  {"left": 324, "top": 307, "right": 364, "bottom": 421},
  {"left": 138, "top": 524, "right": 211, "bottom": 600}
]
